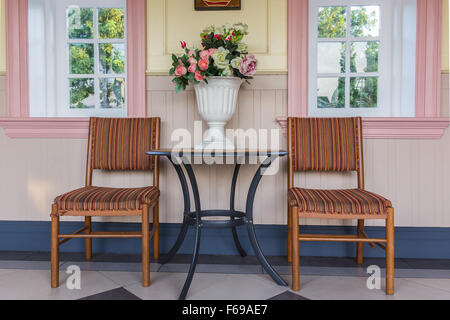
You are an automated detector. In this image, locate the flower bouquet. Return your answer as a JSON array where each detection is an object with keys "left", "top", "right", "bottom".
[{"left": 170, "top": 23, "right": 258, "bottom": 92}]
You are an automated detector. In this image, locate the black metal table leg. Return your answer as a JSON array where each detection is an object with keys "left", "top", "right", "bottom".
[
  {"left": 178, "top": 161, "right": 202, "bottom": 300},
  {"left": 245, "top": 156, "right": 288, "bottom": 286},
  {"left": 230, "top": 163, "right": 247, "bottom": 257},
  {"left": 159, "top": 155, "right": 191, "bottom": 265}
]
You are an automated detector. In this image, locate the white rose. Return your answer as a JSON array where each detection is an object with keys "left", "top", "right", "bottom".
[
  {"left": 237, "top": 42, "right": 248, "bottom": 53},
  {"left": 214, "top": 25, "right": 225, "bottom": 35},
  {"left": 221, "top": 66, "right": 233, "bottom": 77},
  {"left": 212, "top": 47, "right": 230, "bottom": 69},
  {"left": 223, "top": 23, "right": 233, "bottom": 33},
  {"left": 233, "top": 23, "right": 249, "bottom": 34},
  {"left": 231, "top": 57, "right": 242, "bottom": 69},
  {"left": 202, "top": 25, "right": 215, "bottom": 34}
]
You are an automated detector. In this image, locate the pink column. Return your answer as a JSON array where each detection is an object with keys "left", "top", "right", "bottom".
[
  {"left": 415, "top": 0, "right": 442, "bottom": 117},
  {"left": 288, "top": 0, "right": 309, "bottom": 117},
  {"left": 127, "top": 0, "right": 147, "bottom": 117},
  {"left": 6, "top": 0, "right": 29, "bottom": 118}
]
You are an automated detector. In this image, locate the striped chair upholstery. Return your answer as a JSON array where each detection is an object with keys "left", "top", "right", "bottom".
[
  {"left": 55, "top": 186, "right": 160, "bottom": 211},
  {"left": 289, "top": 117, "right": 360, "bottom": 172},
  {"left": 90, "top": 117, "right": 159, "bottom": 171},
  {"left": 288, "top": 188, "right": 391, "bottom": 215}
]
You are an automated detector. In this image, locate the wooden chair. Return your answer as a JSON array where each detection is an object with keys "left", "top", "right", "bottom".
[
  {"left": 50, "top": 117, "right": 160, "bottom": 288},
  {"left": 287, "top": 117, "right": 394, "bottom": 295}
]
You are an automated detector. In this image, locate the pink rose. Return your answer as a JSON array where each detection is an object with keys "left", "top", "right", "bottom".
[
  {"left": 199, "top": 50, "right": 209, "bottom": 58},
  {"left": 195, "top": 71, "right": 204, "bottom": 81},
  {"left": 239, "top": 54, "right": 258, "bottom": 77},
  {"left": 174, "top": 64, "right": 187, "bottom": 77},
  {"left": 198, "top": 58, "right": 209, "bottom": 71},
  {"left": 188, "top": 50, "right": 196, "bottom": 57},
  {"left": 208, "top": 48, "right": 216, "bottom": 56},
  {"left": 188, "top": 57, "right": 197, "bottom": 64},
  {"left": 188, "top": 63, "right": 197, "bottom": 73}
]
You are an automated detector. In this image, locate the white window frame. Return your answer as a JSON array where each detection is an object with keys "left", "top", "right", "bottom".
[
  {"left": 55, "top": 0, "right": 127, "bottom": 117},
  {"left": 309, "top": 0, "right": 393, "bottom": 117}
]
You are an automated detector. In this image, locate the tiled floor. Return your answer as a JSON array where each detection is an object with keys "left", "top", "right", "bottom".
[{"left": 0, "top": 252, "right": 450, "bottom": 300}]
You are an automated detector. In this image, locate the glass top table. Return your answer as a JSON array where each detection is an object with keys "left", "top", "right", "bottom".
[{"left": 147, "top": 149, "right": 289, "bottom": 300}]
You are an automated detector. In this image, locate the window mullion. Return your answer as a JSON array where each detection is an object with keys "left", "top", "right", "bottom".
[
  {"left": 93, "top": 7, "right": 100, "bottom": 110},
  {"left": 345, "top": 4, "right": 351, "bottom": 110}
]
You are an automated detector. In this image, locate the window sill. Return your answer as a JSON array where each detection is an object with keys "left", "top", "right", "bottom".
[
  {"left": 276, "top": 117, "right": 450, "bottom": 139},
  {"left": 0, "top": 118, "right": 90, "bottom": 138}
]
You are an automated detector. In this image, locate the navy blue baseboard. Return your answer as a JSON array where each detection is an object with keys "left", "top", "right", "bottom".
[{"left": 0, "top": 221, "right": 449, "bottom": 259}]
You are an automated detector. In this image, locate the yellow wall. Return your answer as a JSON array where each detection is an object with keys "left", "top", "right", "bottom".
[
  {"left": 0, "top": 0, "right": 5, "bottom": 75},
  {"left": 443, "top": 0, "right": 449, "bottom": 72},
  {"left": 146, "top": 0, "right": 288, "bottom": 74}
]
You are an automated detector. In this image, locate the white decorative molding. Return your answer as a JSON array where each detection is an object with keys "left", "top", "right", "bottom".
[{"left": 276, "top": 116, "right": 450, "bottom": 139}]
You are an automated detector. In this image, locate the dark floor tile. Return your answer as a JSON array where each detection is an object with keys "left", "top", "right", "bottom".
[
  {"left": 403, "top": 258, "right": 450, "bottom": 270},
  {"left": 160, "top": 254, "right": 261, "bottom": 265},
  {"left": 79, "top": 287, "right": 141, "bottom": 300},
  {"left": 0, "top": 251, "right": 33, "bottom": 261},
  {"left": 269, "top": 291, "right": 310, "bottom": 300}
]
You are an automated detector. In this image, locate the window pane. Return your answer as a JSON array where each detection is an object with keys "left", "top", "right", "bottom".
[
  {"left": 69, "top": 78, "right": 95, "bottom": 109},
  {"left": 69, "top": 44, "right": 94, "bottom": 74},
  {"left": 100, "top": 78, "right": 125, "bottom": 108},
  {"left": 99, "top": 44, "right": 126, "bottom": 74},
  {"left": 318, "top": 42, "right": 346, "bottom": 73},
  {"left": 67, "top": 7, "right": 93, "bottom": 39},
  {"left": 350, "top": 41, "right": 379, "bottom": 73},
  {"left": 317, "top": 78, "right": 345, "bottom": 108},
  {"left": 318, "top": 6, "right": 346, "bottom": 38},
  {"left": 350, "top": 77, "right": 378, "bottom": 108},
  {"left": 98, "top": 8, "right": 125, "bottom": 39},
  {"left": 351, "top": 6, "right": 380, "bottom": 37}
]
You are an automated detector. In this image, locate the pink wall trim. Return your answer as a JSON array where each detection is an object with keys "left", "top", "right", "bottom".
[
  {"left": 6, "top": 0, "right": 29, "bottom": 118},
  {"left": 288, "top": 0, "right": 308, "bottom": 117},
  {"left": 276, "top": 116, "right": 450, "bottom": 139},
  {"left": 0, "top": 118, "right": 90, "bottom": 139},
  {"left": 415, "top": 0, "right": 442, "bottom": 117},
  {"left": 0, "top": 0, "right": 148, "bottom": 138},
  {"left": 126, "top": 0, "right": 147, "bottom": 118}
]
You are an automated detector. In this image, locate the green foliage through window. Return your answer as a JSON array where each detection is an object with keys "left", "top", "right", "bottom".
[
  {"left": 68, "top": 7, "right": 126, "bottom": 110},
  {"left": 317, "top": 5, "right": 379, "bottom": 109}
]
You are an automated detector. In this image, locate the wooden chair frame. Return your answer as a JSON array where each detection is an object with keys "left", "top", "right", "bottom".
[
  {"left": 286, "top": 117, "right": 394, "bottom": 295},
  {"left": 50, "top": 118, "right": 161, "bottom": 288}
]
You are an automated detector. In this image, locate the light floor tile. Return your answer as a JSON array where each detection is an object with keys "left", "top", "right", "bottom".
[
  {"left": 125, "top": 272, "right": 234, "bottom": 300},
  {"left": 158, "top": 263, "right": 263, "bottom": 275},
  {"left": 0, "top": 260, "right": 63, "bottom": 270},
  {"left": 99, "top": 271, "right": 142, "bottom": 287},
  {"left": 187, "top": 274, "right": 287, "bottom": 300},
  {"left": 405, "top": 278, "right": 450, "bottom": 294},
  {"left": 0, "top": 269, "right": 120, "bottom": 300},
  {"left": 282, "top": 275, "right": 450, "bottom": 300}
]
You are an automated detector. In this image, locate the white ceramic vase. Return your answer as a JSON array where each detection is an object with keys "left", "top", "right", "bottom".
[{"left": 194, "top": 76, "right": 243, "bottom": 150}]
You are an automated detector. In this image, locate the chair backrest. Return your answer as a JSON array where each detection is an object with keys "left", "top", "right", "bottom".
[
  {"left": 287, "top": 117, "right": 364, "bottom": 188},
  {"left": 86, "top": 117, "right": 160, "bottom": 186}
]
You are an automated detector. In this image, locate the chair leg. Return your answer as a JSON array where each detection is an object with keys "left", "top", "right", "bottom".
[
  {"left": 291, "top": 206, "right": 300, "bottom": 291},
  {"left": 287, "top": 203, "right": 292, "bottom": 263},
  {"left": 386, "top": 208, "right": 395, "bottom": 295},
  {"left": 153, "top": 202, "right": 159, "bottom": 260},
  {"left": 356, "top": 219, "right": 364, "bottom": 265},
  {"left": 85, "top": 217, "right": 92, "bottom": 261},
  {"left": 51, "top": 204, "right": 60, "bottom": 288},
  {"left": 142, "top": 204, "right": 150, "bottom": 287}
]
